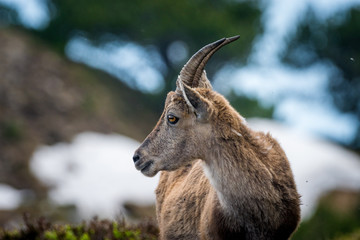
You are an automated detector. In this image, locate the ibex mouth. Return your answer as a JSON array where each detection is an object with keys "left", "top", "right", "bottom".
[{"left": 139, "top": 161, "right": 153, "bottom": 173}]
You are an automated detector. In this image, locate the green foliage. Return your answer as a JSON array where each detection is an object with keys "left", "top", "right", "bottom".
[
  {"left": 44, "top": 230, "right": 58, "bottom": 240},
  {"left": 227, "top": 91, "right": 274, "bottom": 119},
  {"left": 111, "top": 221, "right": 142, "bottom": 240},
  {"left": 33, "top": 0, "right": 263, "bottom": 96},
  {"left": 38, "top": 0, "right": 261, "bottom": 56},
  {"left": 283, "top": 7, "right": 360, "bottom": 148},
  {"left": 292, "top": 191, "right": 360, "bottom": 240},
  {"left": 79, "top": 233, "right": 90, "bottom": 240},
  {"left": 1, "top": 120, "right": 23, "bottom": 142},
  {"left": 0, "top": 1, "right": 269, "bottom": 136},
  {"left": 64, "top": 228, "right": 77, "bottom": 240},
  {"left": 0, "top": 229, "right": 20, "bottom": 239},
  {"left": 0, "top": 5, "right": 18, "bottom": 26},
  {"left": 334, "top": 228, "right": 360, "bottom": 240},
  {"left": 0, "top": 215, "right": 158, "bottom": 240},
  {"left": 293, "top": 205, "right": 359, "bottom": 240}
]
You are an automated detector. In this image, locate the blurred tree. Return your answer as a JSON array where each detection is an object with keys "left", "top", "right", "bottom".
[
  {"left": 36, "top": 0, "right": 261, "bottom": 93},
  {"left": 282, "top": 8, "right": 360, "bottom": 148},
  {"left": 0, "top": 5, "right": 17, "bottom": 26},
  {"left": 0, "top": 0, "right": 268, "bottom": 115}
]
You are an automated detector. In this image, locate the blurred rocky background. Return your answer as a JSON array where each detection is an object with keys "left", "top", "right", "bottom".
[{"left": 0, "top": 0, "right": 359, "bottom": 239}]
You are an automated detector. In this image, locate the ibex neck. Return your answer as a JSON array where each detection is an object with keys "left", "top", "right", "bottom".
[{"left": 202, "top": 126, "right": 275, "bottom": 217}]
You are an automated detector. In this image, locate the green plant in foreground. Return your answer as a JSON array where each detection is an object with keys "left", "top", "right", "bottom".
[
  {"left": 292, "top": 190, "right": 360, "bottom": 240},
  {"left": 0, "top": 214, "right": 158, "bottom": 240},
  {"left": 334, "top": 228, "right": 360, "bottom": 240},
  {"left": 44, "top": 230, "right": 58, "bottom": 240},
  {"left": 79, "top": 233, "right": 90, "bottom": 240},
  {"left": 64, "top": 229, "right": 77, "bottom": 240}
]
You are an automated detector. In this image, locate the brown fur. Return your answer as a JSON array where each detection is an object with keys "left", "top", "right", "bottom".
[{"left": 133, "top": 41, "right": 301, "bottom": 240}]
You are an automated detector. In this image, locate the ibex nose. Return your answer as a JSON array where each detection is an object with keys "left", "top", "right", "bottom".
[{"left": 133, "top": 154, "right": 140, "bottom": 163}]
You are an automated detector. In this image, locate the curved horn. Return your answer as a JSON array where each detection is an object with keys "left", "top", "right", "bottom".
[{"left": 178, "top": 35, "right": 240, "bottom": 88}]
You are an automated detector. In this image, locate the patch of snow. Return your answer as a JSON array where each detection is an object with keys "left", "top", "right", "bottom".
[
  {"left": 31, "top": 122, "right": 360, "bottom": 221},
  {"left": 30, "top": 132, "right": 159, "bottom": 219},
  {"left": 0, "top": 184, "right": 23, "bottom": 210},
  {"left": 0, "top": 0, "right": 51, "bottom": 29},
  {"left": 248, "top": 118, "right": 360, "bottom": 220}
]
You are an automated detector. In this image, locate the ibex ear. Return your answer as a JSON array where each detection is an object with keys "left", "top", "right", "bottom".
[
  {"left": 198, "top": 70, "right": 213, "bottom": 89},
  {"left": 178, "top": 80, "right": 211, "bottom": 123}
]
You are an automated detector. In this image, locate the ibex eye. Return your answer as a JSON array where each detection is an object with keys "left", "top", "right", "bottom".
[{"left": 167, "top": 114, "right": 179, "bottom": 124}]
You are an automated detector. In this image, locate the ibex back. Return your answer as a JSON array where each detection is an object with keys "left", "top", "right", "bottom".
[{"left": 133, "top": 36, "right": 301, "bottom": 240}]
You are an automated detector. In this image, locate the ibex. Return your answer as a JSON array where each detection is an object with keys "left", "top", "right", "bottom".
[{"left": 133, "top": 36, "right": 301, "bottom": 240}]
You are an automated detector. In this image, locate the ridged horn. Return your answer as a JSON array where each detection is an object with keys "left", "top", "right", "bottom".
[{"left": 178, "top": 35, "right": 240, "bottom": 88}]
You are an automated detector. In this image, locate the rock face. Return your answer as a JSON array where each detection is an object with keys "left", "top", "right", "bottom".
[{"left": 0, "top": 28, "right": 158, "bottom": 223}]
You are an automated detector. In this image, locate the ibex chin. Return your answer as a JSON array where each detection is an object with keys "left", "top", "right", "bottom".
[{"left": 133, "top": 36, "right": 301, "bottom": 240}]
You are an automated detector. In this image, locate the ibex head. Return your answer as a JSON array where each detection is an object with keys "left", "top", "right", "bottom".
[{"left": 133, "top": 36, "right": 240, "bottom": 177}]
